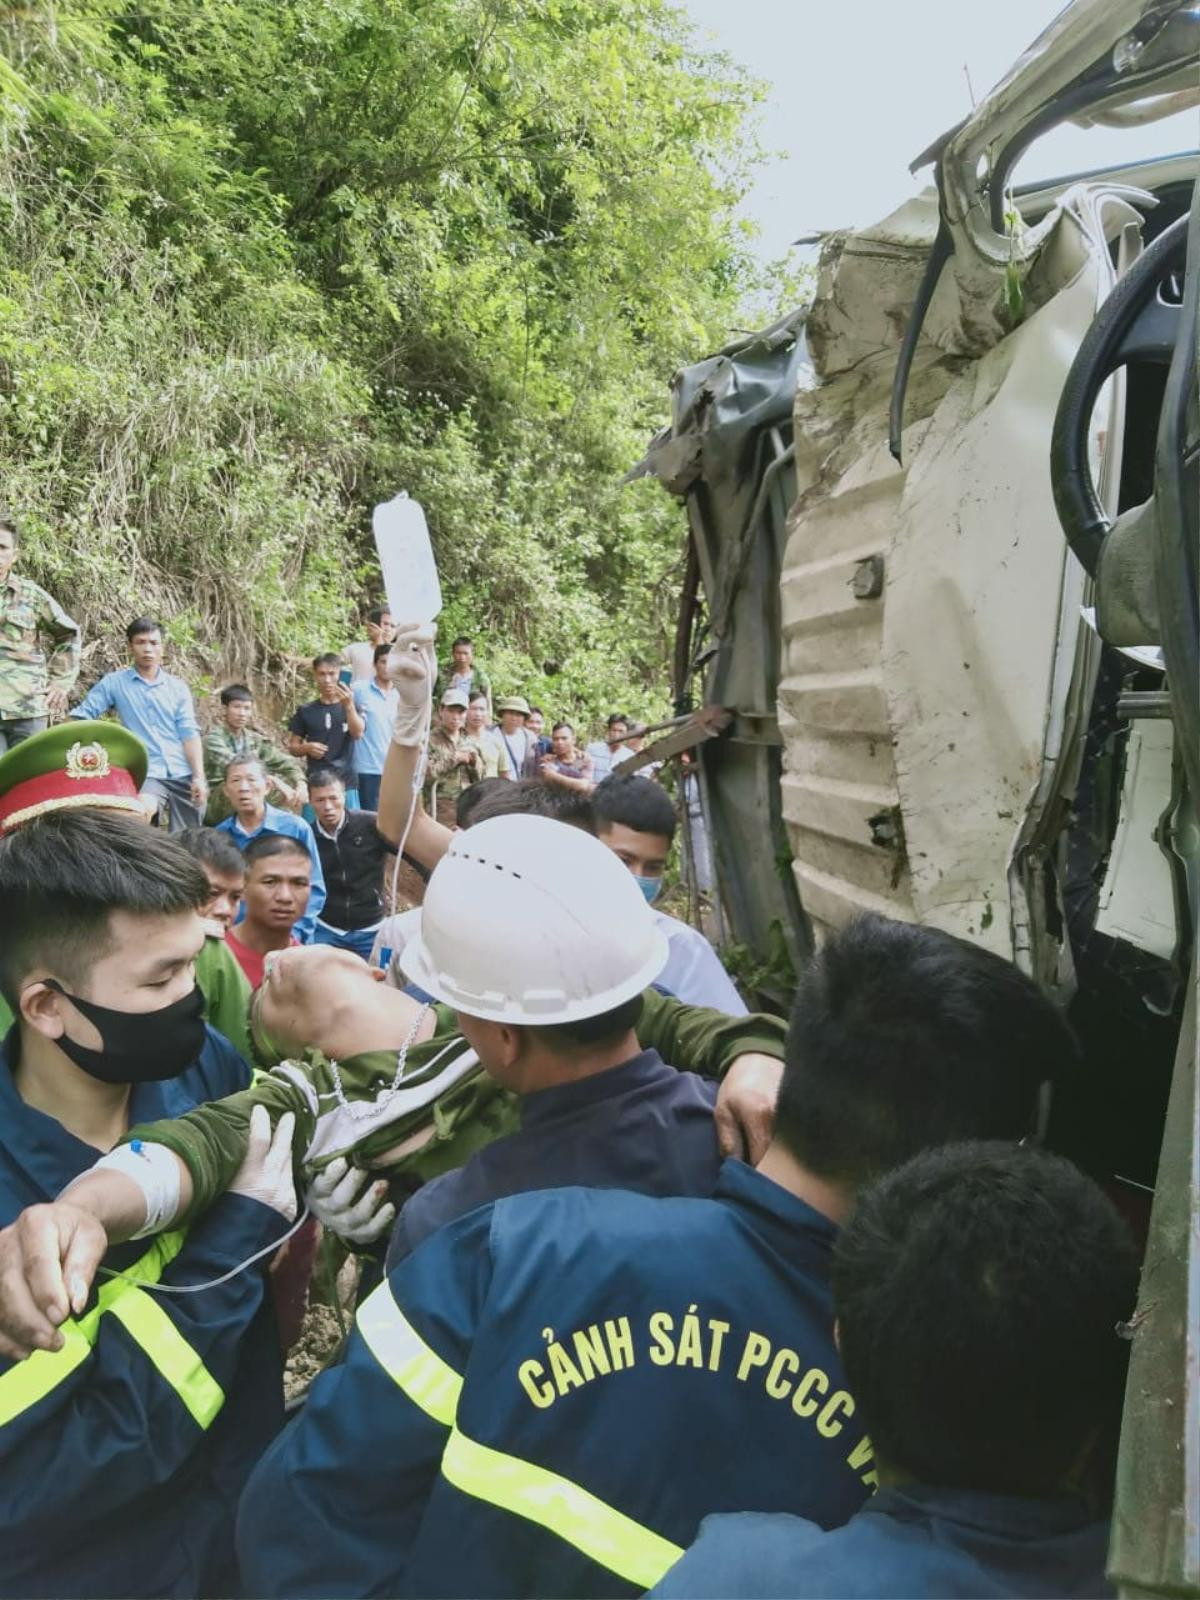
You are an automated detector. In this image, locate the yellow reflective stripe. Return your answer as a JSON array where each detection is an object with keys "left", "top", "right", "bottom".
[
  {"left": 107, "top": 1288, "right": 225, "bottom": 1427},
  {"left": 356, "top": 1278, "right": 462, "bottom": 1427},
  {"left": 441, "top": 1427, "right": 684, "bottom": 1590},
  {"left": 0, "top": 1228, "right": 224, "bottom": 1430}
]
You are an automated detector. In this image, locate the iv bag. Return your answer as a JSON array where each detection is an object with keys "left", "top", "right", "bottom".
[{"left": 373, "top": 493, "right": 442, "bottom": 628}]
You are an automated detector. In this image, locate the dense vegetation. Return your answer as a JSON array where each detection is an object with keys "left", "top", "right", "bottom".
[{"left": 0, "top": 1, "right": 781, "bottom": 718}]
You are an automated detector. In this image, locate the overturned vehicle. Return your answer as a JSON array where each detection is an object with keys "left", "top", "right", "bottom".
[{"left": 634, "top": 1, "right": 1199, "bottom": 1594}]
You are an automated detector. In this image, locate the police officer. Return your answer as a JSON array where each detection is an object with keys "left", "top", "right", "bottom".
[
  {"left": 234, "top": 890, "right": 1073, "bottom": 1596},
  {"left": 0, "top": 807, "right": 296, "bottom": 1598},
  {"left": 0, "top": 724, "right": 254, "bottom": 1058}
]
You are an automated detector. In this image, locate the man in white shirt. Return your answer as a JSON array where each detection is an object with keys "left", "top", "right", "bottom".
[
  {"left": 342, "top": 605, "right": 394, "bottom": 683},
  {"left": 592, "top": 773, "right": 746, "bottom": 1015},
  {"left": 586, "top": 713, "right": 629, "bottom": 783}
]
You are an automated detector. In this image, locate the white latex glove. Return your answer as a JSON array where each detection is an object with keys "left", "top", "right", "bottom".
[
  {"left": 305, "top": 1157, "right": 396, "bottom": 1245},
  {"left": 230, "top": 1106, "right": 298, "bottom": 1220},
  {"left": 387, "top": 623, "right": 438, "bottom": 747}
]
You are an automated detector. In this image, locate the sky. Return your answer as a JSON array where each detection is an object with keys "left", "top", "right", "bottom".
[{"left": 681, "top": 0, "right": 1198, "bottom": 264}]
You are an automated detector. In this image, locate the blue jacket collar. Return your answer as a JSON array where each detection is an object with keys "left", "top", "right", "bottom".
[
  {"left": 870, "top": 1481, "right": 1103, "bottom": 1540},
  {"left": 520, "top": 1048, "right": 674, "bottom": 1126},
  {"left": 714, "top": 1157, "right": 840, "bottom": 1255}
]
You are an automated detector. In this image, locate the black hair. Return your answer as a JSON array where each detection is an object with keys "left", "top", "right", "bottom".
[
  {"left": 456, "top": 777, "right": 509, "bottom": 829},
  {"left": 367, "top": 605, "right": 391, "bottom": 626},
  {"left": 126, "top": 616, "right": 162, "bottom": 642},
  {"left": 243, "top": 832, "right": 311, "bottom": 870},
  {"left": 452, "top": 635, "right": 472, "bottom": 649},
  {"left": 468, "top": 690, "right": 488, "bottom": 705},
  {"left": 464, "top": 778, "right": 596, "bottom": 832},
  {"left": 531, "top": 993, "right": 644, "bottom": 1055},
  {"left": 307, "top": 766, "right": 345, "bottom": 792},
  {"left": 0, "top": 812, "right": 208, "bottom": 1005},
  {"left": 312, "top": 652, "right": 342, "bottom": 670},
  {"left": 373, "top": 642, "right": 391, "bottom": 663},
  {"left": 220, "top": 683, "right": 253, "bottom": 706},
  {"left": 552, "top": 722, "right": 574, "bottom": 737},
  {"left": 775, "top": 913, "right": 1078, "bottom": 1188},
  {"left": 223, "top": 755, "right": 265, "bottom": 782},
  {"left": 605, "top": 713, "right": 628, "bottom": 730},
  {"left": 528, "top": 705, "right": 544, "bottom": 717},
  {"left": 175, "top": 826, "right": 247, "bottom": 880},
  {"left": 593, "top": 773, "right": 676, "bottom": 842},
  {"left": 834, "top": 1141, "right": 1137, "bottom": 1497}
]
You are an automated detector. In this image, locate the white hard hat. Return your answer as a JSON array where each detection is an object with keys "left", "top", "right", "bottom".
[{"left": 401, "top": 814, "right": 669, "bottom": 1024}]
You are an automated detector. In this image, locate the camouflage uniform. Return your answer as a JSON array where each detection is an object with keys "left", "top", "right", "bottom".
[
  {"left": 202, "top": 722, "right": 305, "bottom": 823},
  {"left": 0, "top": 576, "right": 80, "bottom": 746}
]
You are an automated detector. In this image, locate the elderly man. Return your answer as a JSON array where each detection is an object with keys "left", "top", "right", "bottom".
[
  {"left": 214, "top": 756, "right": 325, "bottom": 943},
  {"left": 0, "top": 516, "right": 80, "bottom": 753}
]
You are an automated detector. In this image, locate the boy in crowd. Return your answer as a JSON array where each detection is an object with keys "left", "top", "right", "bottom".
[
  {"left": 309, "top": 768, "right": 395, "bottom": 962},
  {"left": 72, "top": 617, "right": 207, "bottom": 830},
  {"left": 174, "top": 827, "right": 254, "bottom": 1063},
  {"left": 225, "top": 833, "right": 313, "bottom": 989},
  {"left": 653, "top": 1142, "right": 1133, "bottom": 1599},
  {"left": 287, "top": 653, "right": 365, "bottom": 806},
  {"left": 593, "top": 774, "right": 746, "bottom": 1014},
  {"left": 0, "top": 515, "right": 80, "bottom": 751},
  {"left": 215, "top": 756, "right": 325, "bottom": 943},
  {"left": 343, "top": 605, "right": 394, "bottom": 683},
  {"left": 0, "top": 811, "right": 292, "bottom": 1598},
  {"left": 439, "top": 635, "right": 492, "bottom": 711},
  {"left": 351, "top": 643, "right": 398, "bottom": 811},
  {"left": 202, "top": 683, "right": 305, "bottom": 823}
]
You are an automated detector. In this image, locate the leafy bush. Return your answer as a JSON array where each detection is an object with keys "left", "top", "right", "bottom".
[{"left": 0, "top": 1, "right": 785, "bottom": 724}]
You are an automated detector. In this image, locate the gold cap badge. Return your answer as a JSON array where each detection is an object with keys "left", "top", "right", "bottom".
[{"left": 65, "top": 741, "right": 112, "bottom": 781}]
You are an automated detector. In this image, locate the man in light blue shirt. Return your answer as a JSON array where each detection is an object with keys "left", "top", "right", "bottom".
[
  {"left": 71, "top": 615, "right": 208, "bottom": 830},
  {"left": 215, "top": 755, "right": 326, "bottom": 943},
  {"left": 351, "top": 644, "right": 398, "bottom": 811}
]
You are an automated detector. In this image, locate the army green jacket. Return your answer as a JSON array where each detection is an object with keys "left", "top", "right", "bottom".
[
  {"left": 128, "top": 989, "right": 786, "bottom": 1226},
  {"left": 0, "top": 576, "right": 80, "bottom": 720}
]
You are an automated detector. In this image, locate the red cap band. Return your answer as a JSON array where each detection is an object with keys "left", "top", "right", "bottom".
[{"left": 0, "top": 768, "right": 143, "bottom": 833}]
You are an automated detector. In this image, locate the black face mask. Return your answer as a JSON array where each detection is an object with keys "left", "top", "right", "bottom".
[{"left": 43, "top": 980, "right": 207, "bottom": 1085}]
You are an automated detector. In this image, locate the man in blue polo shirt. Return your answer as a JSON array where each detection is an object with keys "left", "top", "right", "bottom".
[
  {"left": 215, "top": 755, "right": 325, "bottom": 943},
  {"left": 351, "top": 644, "right": 398, "bottom": 812},
  {"left": 71, "top": 617, "right": 207, "bottom": 831}
]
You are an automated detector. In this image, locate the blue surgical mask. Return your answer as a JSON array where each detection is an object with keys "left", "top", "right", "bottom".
[{"left": 637, "top": 875, "right": 662, "bottom": 906}]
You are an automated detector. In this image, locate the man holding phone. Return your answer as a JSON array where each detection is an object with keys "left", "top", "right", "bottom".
[{"left": 287, "top": 654, "right": 366, "bottom": 809}]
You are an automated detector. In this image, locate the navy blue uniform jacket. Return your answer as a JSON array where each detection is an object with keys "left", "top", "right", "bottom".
[
  {"left": 387, "top": 1048, "right": 720, "bottom": 1265},
  {"left": 239, "top": 1160, "right": 876, "bottom": 1598},
  {"left": 0, "top": 1025, "right": 284, "bottom": 1599},
  {"left": 649, "top": 1485, "right": 1113, "bottom": 1598}
]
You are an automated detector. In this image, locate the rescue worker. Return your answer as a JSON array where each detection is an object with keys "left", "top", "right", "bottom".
[
  {"left": 233, "top": 910, "right": 1074, "bottom": 1598},
  {"left": 0, "top": 725, "right": 251, "bottom": 1059},
  {"left": 652, "top": 1143, "right": 1134, "bottom": 1599},
  {"left": 0, "top": 809, "right": 295, "bottom": 1598}
]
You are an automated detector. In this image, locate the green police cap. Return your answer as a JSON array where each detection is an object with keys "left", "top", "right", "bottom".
[{"left": 0, "top": 721, "right": 150, "bottom": 834}]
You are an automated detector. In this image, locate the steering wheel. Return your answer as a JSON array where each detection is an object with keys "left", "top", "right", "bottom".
[{"left": 1050, "top": 213, "right": 1188, "bottom": 577}]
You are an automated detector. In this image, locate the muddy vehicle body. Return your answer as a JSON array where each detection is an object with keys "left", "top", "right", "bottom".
[{"left": 637, "top": 2, "right": 1199, "bottom": 1592}]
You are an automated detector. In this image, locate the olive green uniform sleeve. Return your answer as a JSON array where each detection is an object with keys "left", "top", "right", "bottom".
[
  {"left": 635, "top": 987, "right": 786, "bottom": 1078},
  {"left": 194, "top": 936, "right": 254, "bottom": 1065},
  {"left": 254, "top": 731, "right": 304, "bottom": 791}
]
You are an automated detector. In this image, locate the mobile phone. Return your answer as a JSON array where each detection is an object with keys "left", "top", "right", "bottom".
[{"left": 338, "top": 667, "right": 353, "bottom": 686}]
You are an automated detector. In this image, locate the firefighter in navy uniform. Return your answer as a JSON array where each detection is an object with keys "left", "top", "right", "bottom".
[
  {"left": 238, "top": 848, "right": 1069, "bottom": 1597},
  {"left": 0, "top": 803, "right": 294, "bottom": 1599}
]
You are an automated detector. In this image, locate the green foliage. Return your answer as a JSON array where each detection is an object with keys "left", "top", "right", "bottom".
[{"left": 0, "top": 0, "right": 779, "bottom": 722}]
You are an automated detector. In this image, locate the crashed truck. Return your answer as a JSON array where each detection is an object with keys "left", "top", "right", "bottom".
[{"left": 631, "top": 2, "right": 1199, "bottom": 1594}]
